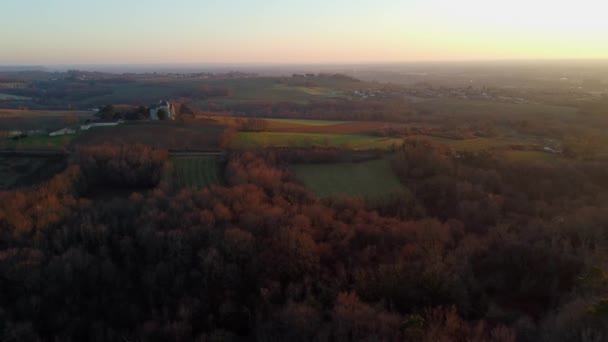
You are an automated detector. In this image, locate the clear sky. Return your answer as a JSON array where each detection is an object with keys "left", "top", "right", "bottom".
[{"left": 1, "top": 0, "right": 608, "bottom": 65}]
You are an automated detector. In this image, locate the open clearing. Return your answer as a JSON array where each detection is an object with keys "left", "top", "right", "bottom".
[
  {"left": 233, "top": 132, "right": 403, "bottom": 150},
  {"left": 294, "top": 159, "right": 404, "bottom": 199},
  {"left": 172, "top": 156, "right": 223, "bottom": 189}
]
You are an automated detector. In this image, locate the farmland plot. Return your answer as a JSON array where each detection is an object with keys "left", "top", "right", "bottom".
[{"left": 172, "top": 156, "right": 223, "bottom": 189}]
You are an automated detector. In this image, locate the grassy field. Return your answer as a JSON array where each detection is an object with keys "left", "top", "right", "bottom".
[
  {"left": 264, "top": 118, "right": 348, "bottom": 126},
  {"left": 0, "top": 157, "right": 66, "bottom": 189},
  {"left": 1, "top": 134, "right": 75, "bottom": 150},
  {"left": 172, "top": 156, "right": 223, "bottom": 189},
  {"left": 233, "top": 132, "right": 403, "bottom": 150},
  {"left": 294, "top": 159, "right": 404, "bottom": 199}
]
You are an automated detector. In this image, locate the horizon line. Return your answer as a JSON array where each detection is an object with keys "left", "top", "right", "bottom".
[{"left": 3, "top": 57, "right": 608, "bottom": 68}]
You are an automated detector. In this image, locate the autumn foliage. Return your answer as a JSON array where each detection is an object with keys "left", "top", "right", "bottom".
[
  {"left": 0, "top": 144, "right": 607, "bottom": 341},
  {"left": 76, "top": 143, "right": 168, "bottom": 188}
]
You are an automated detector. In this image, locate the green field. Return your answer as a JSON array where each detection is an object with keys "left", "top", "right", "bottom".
[
  {"left": 0, "top": 93, "right": 31, "bottom": 101},
  {"left": 293, "top": 159, "right": 404, "bottom": 199},
  {"left": 172, "top": 156, "right": 223, "bottom": 189},
  {"left": 1, "top": 134, "right": 75, "bottom": 150},
  {"left": 233, "top": 132, "right": 403, "bottom": 150},
  {"left": 264, "top": 118, "right": 347, "bottom": 126}
]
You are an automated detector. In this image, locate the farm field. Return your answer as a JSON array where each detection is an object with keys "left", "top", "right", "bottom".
[
  {"left": 72, "top": 122, "right": 226, "bottom": 149},
  {"left": 0, "top": 109, "right": 94, "bottom": 131},
  {"left": 264, "top": 118, "right": 348, "bottom": 126},
  {"left": 232, "top": 131, "right": 528, "bottom": 152},
  {"left": 233, "top": 132, "right": 403, "bottom": 150},
  {"left": 293, "top": 159, "right": 404, "bottom": 199},
  {"left": 83, "top": 81, "right": 182, "bottom": 106},
  {"left": 114, "top": 77, "right": 356, "bottom": 110},
  {"left": 0, "top": 156, "right": 66, "bottom": 189},
  {"left": 415, "top": 99, "right": 579, "bottom": 121},
  {"left": 0, "top": 93, "right": 31, "bottom": 101},
  {"left": 172, "top": 156, "right": 223, "bottom": 189},
  {"left": 407, "top": 135, "right": 528, "bottom": 152},
  {"left": 1, "top": 134, "right": 75, "bottom": 150},
  {"left": 209, "top": 115, "right": 418, "bottom": 135},
  {"left": 500, "top": 150, "right": 560, "bottom": 163},
  {"left": 200, "top": 77, "right": 355, "bottom": 103}
]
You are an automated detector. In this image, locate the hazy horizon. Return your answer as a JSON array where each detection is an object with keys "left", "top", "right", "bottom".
[{"left": 2, "top": 0, "right": 608, "bottom": 65}]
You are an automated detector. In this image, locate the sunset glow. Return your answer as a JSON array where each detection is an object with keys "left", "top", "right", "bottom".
[{"left": 2, "top": 0, "right": 608, "bottom": 64}]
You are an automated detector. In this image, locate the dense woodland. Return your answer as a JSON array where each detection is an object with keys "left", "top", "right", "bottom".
[{"left": 1, "top": 141, "right": 607, "bottom": 341}]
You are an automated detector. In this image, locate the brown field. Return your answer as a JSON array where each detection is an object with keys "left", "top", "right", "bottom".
[
  {"left": 0, "top": 109, "right": 95, "bottom": 131},
  {"left": 72, "top": 122, "right": 226, "bottom": 149},
  {"left": 0, "top": 109, "right": 92, "bottom": 117},
  {"left": 205, "top": 115, "right": 418, "bottom": 135}
]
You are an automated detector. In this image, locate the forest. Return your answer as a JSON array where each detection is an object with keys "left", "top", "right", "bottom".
[{"left": 1, "top": 141, "right": 607, "bottom": 341}]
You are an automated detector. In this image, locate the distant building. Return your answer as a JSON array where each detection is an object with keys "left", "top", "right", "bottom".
[
  {"left": 80, "top": 121, "right": 123, "bottom": 131},
  {"left": 543, "top": 146, "right": 562, "bottom": 154},
  {"left": 149, "top": 100, "right": 175, "bottom": 120},
  {"left": 49, "top": 128, "right": 76, "bottom": 136}
]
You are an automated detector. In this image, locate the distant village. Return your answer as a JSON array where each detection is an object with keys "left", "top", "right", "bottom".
[{"left": 351, "top": 86, "right": 534, "bottom": 104}]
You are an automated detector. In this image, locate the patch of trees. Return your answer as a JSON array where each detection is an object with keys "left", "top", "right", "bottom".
[
  {"left": 179, "top": 103, "right": 194, "bottom": 115},
  {"left": 75, "top": 143, "right": 168, "bottom": 188},
  {"left": 98, "top": 105, "right": 149, "bottom": 121},
  {"left": 0, "top": 146, "right": 607, "bottom": 340},
  {"left": 386, "top": 138, "right": 608, "bottom": 228}
]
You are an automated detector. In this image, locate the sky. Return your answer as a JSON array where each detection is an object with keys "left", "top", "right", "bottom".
[{"left": 1, "top": 0, "right": 608, "bottom": 65}]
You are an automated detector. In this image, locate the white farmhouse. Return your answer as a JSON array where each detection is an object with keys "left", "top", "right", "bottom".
[{"left": 149, "top": 100, "right": 175, "bottom": 120}]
